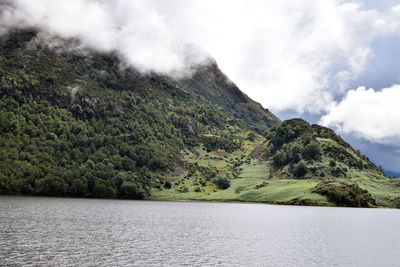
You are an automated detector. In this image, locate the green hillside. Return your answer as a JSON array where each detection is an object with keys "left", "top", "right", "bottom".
[
  {"left": 1, "top": 29, "right": 399, "bottom": 208},
  {"left": 153, "top": 120, "right": 400, "bottom": 208}
]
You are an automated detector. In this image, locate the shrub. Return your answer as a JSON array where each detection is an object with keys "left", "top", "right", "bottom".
[
  {"left": 293, "top": 160, "right": 307, "bottom": 177},
  {"left": 313, "top": 181, "right": 376, "bottom": 207},
  {"left": 179, "top": 186, "right": 189, "bottom": 193},
  {"left": 247, "top": 132, "right": 256, "bottom": 141},
  {"left": 213, "top": 176, "right": 231, "bottom": 189},
  {"left": 329, "top": 160, "right": 336, "bottom": 167},
  {"left": 201, "top": 135, "right": 241, "bottom": 153},
  {"left": 331, "top": 167, "right": 346, "bottom": 177},
  {"left": 164, "top": 180, "right": 172, "bottom": 189}
]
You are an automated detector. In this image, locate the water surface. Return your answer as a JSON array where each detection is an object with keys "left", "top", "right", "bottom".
[{"left": 1, "top": 196, "right": 399, "bottom": 266}]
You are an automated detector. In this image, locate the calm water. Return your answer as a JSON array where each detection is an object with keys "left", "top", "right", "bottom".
[{"left": 1, "top": 197, "right": 400, "bottom": 266}]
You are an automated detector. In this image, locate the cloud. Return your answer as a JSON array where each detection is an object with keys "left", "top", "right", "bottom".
[
  {"left": 320, "top": 85, "right": 400, "bottom": 145},
  {"left": 2, "top": 0, "right": 400, "bottom": 114},
  {"left": 151, "top": 0, "right": 400, "bottom": 113},
  {"left": 0, "top": 0, "right": 211, "bottom": 77}
]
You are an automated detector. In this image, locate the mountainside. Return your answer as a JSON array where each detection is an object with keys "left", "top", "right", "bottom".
[{"left": 1, "top": 29, "right": 399, "bottom": 208}]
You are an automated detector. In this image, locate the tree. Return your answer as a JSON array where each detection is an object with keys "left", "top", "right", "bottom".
[
  {"left": 303, "top": 142, "right": 321, "bottom": 161},
  {"left": 93, "top": 180, "right": 115, "bottom": 198},
  {"left": 70, "top": 178, "right": 88, "bottom": 197},
  {"left": 273, "top": 150, "right": 287, "bottom": 167},
  {"left": 120, "top": 181, "right": 146, "bottom": 199},
  {"left": 289, "top": 143, "right": 303, "bottom": 163},
  {"left": 294, "top": 160, "right": 307, "bottom": 177}
]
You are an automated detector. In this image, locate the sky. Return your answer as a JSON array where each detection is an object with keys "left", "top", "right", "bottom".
[{"left": 1, "top": 0, "right": 400, "bottom": 173}]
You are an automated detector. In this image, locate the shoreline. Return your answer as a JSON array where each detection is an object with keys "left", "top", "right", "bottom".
[{"left": 0, "top": 194, "right": 394, "bottom": 209}]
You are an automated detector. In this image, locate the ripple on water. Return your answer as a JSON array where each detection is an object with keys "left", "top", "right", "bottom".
[{"left": 1, "top": 197, "right": 400, "bottom": 266}]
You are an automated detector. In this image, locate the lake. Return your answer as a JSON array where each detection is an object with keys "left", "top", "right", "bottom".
[{"left": 0, "top": 196, "right": 399, "bottom": 266}]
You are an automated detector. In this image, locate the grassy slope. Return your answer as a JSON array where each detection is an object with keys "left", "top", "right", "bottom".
[
  {"left": 152, "top": 120, "right": 400, "bottom": 208},
  {"left": 152, "top": 158, "right": 330, "bottom": 206},
  {"left": 152, "top": 159, "right": 400, "bottom": 207},
  {"left": 151, "top": 135, "right": 329, "bottom": 206}
]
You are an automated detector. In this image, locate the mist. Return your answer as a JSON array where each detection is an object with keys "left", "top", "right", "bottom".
[
  {"left": 0, "top": 0, "right": 211, "bottom": 78},
  {"left": 2, "top": 0, "right": 400, "bottom": 113}
]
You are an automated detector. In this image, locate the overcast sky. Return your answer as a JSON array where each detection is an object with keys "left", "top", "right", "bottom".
[{"left": 1, "top": 0, "right": 400, "bottom": 173}]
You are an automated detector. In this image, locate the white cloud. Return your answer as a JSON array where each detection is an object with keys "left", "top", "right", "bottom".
[
  {"left": 2, "top": 0, "right": 400, "bottom": 114},
  {"left": 320, "top": 85, "right": 400, "bottom": 145},
  {"left": 392, "top": 4, "right": 400, "bottom": 13},
  {"left": 151, "top": 0, "right": 400, "bottom": 113},
  {"left": 0, "top": 0, "right": 211, "bottom": 77}
]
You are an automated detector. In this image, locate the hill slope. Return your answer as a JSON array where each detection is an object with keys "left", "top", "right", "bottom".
[
  {"left": 1, "top": 29, "right": 399, "bottom": 208},
  {"left": 154, "top": 119, "right": 400, "bottom": 208}
]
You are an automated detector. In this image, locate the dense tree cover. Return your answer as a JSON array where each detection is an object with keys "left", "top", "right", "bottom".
[
  {"left": 264, "top": 119, "right": 384, "bottom": 178},
  {"left": 0, "top": 29, "right": 273, "bottom": 198},
  {"left": 0, "top": 92, "right": 159, "bottom": 198}
]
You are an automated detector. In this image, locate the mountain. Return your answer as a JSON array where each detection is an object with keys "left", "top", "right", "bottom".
[{"left": 1, "top": 29, "right": 399, "bottom": 208}]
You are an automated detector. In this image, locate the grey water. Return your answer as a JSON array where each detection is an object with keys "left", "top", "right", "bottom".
[{"left": 1, "top": 196, "right": 400, "bottom": 266}]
